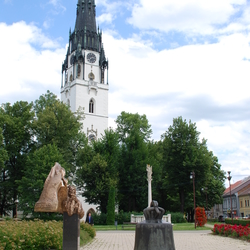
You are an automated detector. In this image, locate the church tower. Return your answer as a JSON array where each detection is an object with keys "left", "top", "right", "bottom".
[{"left": 61, "top": 0, "right": 109, "bottom": 140}]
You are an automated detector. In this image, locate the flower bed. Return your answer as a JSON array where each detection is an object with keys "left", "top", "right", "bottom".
[{"left": 213, "top": 223, "right": 250, "bottom": 241}]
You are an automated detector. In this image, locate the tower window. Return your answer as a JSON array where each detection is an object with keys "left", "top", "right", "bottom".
[{"left": 89, "top": 99, "right": 94, "bottom": 113}]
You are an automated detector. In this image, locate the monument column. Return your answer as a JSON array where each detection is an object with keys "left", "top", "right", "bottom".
[{"left": 146, "top": 165, "right": 152, "bottom": 208}]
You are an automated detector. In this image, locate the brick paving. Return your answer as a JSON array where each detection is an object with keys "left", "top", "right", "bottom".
[{"left": 81, "top": 230, "right": 250, "bottom": 250}]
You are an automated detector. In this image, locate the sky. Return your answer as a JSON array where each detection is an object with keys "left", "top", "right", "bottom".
[{"left": 0, "top": 0, "right": 250, "bottom": 186}]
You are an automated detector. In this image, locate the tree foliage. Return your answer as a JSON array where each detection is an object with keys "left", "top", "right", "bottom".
[
  {"left": 0, "top": 92, "right": 85, "bottom": 216},
  {"left": 17, "top": 144, "right": 66, "bottom": 216},
  {"left": 33, "top": 91, "right": 85, "bottom": 173},
  {"left": 0, "top": 101, "right": 34, "bottom": 216},
  {"left": 115, "top": 112, "right": 152, "bottom": 212},
  {"left": 75, "top": 129, "right": 120, "bottom": 213},
  {"left": 161, "top": 117, "right": 225, "bottom": 215},
  {"left": 106, "top": 186, "right": 116, "bottom": 225}
]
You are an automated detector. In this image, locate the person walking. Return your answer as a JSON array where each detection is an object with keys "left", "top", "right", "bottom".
[{"left": 86, "top": 212, "right": 94, "bottom": 226}]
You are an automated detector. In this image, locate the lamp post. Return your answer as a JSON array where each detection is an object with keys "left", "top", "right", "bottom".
[
  {"left": 205, "top": 187, "right": 208, "bottom": 216},
  {"left": 190, "top": 171, "right": 196, "bottom": 229},
  {"left": 227, "top": 171, "right": 233, "bottom": 224}
]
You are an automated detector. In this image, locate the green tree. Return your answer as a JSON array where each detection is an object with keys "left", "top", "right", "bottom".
[
  {"left": 106, "top": 186, "right": 116, "bottom": 225},
  {"left": 17, "top": 144, "right": 66, "bottom": 217},
  {"left": 75, "top": 129, "right": 120, "bottom": 213},
  {"left": 0, "top": 101, "right": 34, "bottom": 216},
  {"left": 33, "top": 91, "right": 85, "bottom": 173},
  {"left": 0, "top": 128, "right": 8, "bottom": 172},
  {"left": 76, "top": 153, "right": 116, "bottom": 213},
  {"left": 115, "top": 112, "right": 152, "bottom": 212},
  {"left": 161, "top": 116, "right": 225, "bottom": 215},
  {"left": 93, "top": 129, "right": 120, "bottom": 186}
]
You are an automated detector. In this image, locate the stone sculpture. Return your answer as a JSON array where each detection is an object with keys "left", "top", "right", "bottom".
[
  {"left": 143, "top": 200, "right": 165, "bottom": 222},
  {"left": 34, "top": 162, "right": 84, "bottom": 219},
  {"left": 134, "top": 200, "right": 176, "bottom": 250},
  {"left": 63, "top": 185, "right": 84, "bottom": 218}
]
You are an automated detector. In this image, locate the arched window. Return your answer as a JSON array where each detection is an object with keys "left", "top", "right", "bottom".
[
  {"left": 67, "top": 99, "right": 70, "bottom": 107},
  {"left": 89, "top": 99, "right": 94, "bottom": 113}
]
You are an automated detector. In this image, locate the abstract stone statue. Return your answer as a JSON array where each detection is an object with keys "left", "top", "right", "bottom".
[
  {"left": 134, "top": 201, "right": 176, "bottom": 250},
  {"left": 63, "top": 185, "right": 84, "bottom": 218},
  {"left": 34, "top": 162, "right": 84, "bottom": 219}
]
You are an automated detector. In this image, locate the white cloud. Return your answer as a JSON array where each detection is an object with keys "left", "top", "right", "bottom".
[
  {"left": 102, "top": 25, "right": 250, "bottom": 181},
  {"left": 104, "top": 31, "right": 250, "bottom": 105},
  {"left": 97, "top": 13, "right": 114, "bottom": 25},
  {"left": 128, "top": 0, "right": 247, "bottom": 35},
  {"left": 0, "top": 22, "right": 65, "bottom": 103}
]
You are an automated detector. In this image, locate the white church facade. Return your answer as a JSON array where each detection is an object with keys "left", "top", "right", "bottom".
[
  {"left": 60, "top": 0, "right": 109, "bottom": 141},
  {"left": 60, "top": 0, "right": 109, "bottom": 219}
]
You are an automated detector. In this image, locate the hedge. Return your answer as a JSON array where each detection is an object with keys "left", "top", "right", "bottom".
[
  {"left": 92, "top": 211, "right": 186, "bottom": 225},
  {"left": 225, "top": 218, "right": 250, "bottom": 227}
]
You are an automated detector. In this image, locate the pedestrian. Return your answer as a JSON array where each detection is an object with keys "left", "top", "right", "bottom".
[{"left": 85, "top": 212, "right": 94, "bottom": 226}]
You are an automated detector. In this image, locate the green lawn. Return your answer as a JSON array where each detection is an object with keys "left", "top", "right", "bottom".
[{"left": 93, "top": 223, "right": 212, "bottom": 231}]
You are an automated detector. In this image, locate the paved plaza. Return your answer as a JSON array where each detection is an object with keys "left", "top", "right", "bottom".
[{"left": 81, "top": 230, "right": 250, "bottom": 250}]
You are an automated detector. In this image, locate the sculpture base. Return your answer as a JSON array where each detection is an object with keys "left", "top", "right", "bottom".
[
  {"left": 134, "top": 222, "right": 175, "bottom": 250},
  {"left": 63, "top": 212, "right": 80, "bottom": 250}
]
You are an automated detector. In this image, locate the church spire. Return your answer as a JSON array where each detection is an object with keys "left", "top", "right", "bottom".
[
  {"left": 75, "top": 0, "right": 97, "bottom": 34},
  {"left": 69, "top": 0, "right": 100, "bottom": 52}
]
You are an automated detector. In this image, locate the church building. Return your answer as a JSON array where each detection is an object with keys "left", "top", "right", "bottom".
[
  {"left": 61, "top": 0, "right": 109, "bottom": 141},
  {"left": 60, "top": 0, "right": 109, "bottom": 218}
]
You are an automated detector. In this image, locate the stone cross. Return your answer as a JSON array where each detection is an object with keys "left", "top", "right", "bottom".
[{"left": 146, "top": 165, "right": 153, "bottom": 207}]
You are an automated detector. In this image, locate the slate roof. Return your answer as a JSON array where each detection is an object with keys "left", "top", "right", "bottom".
[{"left": 223, "top": 177, "right": 250, "bottom": 197}]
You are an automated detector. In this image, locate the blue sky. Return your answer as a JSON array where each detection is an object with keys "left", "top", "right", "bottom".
[{"left": 1, "top": 0, "right": 250, "bottom": 186}]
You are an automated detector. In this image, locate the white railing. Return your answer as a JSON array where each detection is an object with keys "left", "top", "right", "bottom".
[{"left": 130, "top": 214, "right": 171, "bottom": 223}]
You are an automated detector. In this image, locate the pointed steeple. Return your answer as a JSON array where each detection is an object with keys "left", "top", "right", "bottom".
[
  {"left": 69, "top": 0, "right": 101, "bottom": 53},
  {"left": 75, "top": 0, "right": 97, "bottom": 34}
]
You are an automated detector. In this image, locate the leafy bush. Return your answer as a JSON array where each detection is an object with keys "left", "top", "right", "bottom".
[
  {"left": 225, "top": 218, "right": 250, "bottom": 226},
  {"left": 80, "top": 222, "right": 96, "bottom": 238},
  {"left": 0, "top": 220, "right": 63, "bottom": 249},
  {"left": 92, "top": 213, "right": 107, "bottom": 225},
  {"left": 93, "top": 211, "right": 132, "bottom": 225},
  {"left": 169, "top": 212, "right": 186, "bottom": 223},
  {"left": 115, "top": 211, "right": 131, "bottom": 224}
]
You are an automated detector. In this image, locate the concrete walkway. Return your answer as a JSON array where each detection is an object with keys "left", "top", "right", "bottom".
[{"left": 81, "top": 230, "right": 250, "bottom": 250}]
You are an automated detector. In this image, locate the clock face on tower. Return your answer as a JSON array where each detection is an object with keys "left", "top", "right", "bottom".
[{"left": 87, "top": 53, "right": 96, "bottom": 63}]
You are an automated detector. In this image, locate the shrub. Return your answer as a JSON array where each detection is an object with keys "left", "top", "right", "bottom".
[
  {"left": 0, "top": 219, "right": 63, "bottom": 249},
  {"left": 170, "top": 212, "right": 187, "bottom": 223},
  {"left": 225, "top": 218, "right": 250, "bottom": 226},
  {"left": 92, "top": 213, "right": 107, "bottom": 225},
  {"left": 195, "top": 207, "right": 207, "bottom": 227},
  {"left": 115, "top": 211, "right": 132, "bottom": 224},
  {"left": 80, "top": 222, "right": 96, "bottom": 238}
]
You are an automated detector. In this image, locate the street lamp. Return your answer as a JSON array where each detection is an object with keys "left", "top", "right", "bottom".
[
  {"left": 227, "top": 171, "right": 233, "bottom": 224},
  {"left": 190, "top": 171, "right": 196, "bottom": 229}
]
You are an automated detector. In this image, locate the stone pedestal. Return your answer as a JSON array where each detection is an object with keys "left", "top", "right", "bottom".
[
  {"left": 63, "top": 212, "right": 80, "bottom": 250},
  {"left": 134, "top": 222, "right": 175, "bottom": 250}
]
